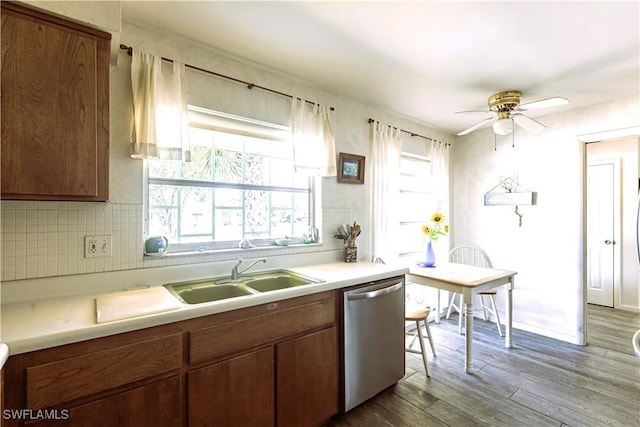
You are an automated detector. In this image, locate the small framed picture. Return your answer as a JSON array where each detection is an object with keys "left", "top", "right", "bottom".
[{"left": 338, "top": 152, "right": 365, "bottom": 184}]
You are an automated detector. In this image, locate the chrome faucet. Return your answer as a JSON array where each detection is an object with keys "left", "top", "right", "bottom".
[{"left": 231, "top": 258, "right": 267, "bottom": 280}]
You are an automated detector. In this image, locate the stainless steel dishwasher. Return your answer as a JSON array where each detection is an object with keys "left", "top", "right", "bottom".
[{"left": 342, "top": 276, "right": 405, "bottom": 412}]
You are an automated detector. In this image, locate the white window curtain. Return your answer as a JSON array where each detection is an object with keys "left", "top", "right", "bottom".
[
  {"left": 370, "top": 121, "right": 403, "bottom": 263},
  {"left": 430, "top": 140, "right": 450, "bottom": 209},
  {"left": 290, "top": 98, "right": 336, "bottom": 176},
  {"left": 130, "top": 50, "right": 191, "bottom": 161}
]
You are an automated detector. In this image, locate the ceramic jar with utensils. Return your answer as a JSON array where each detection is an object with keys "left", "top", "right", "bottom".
[
  {"left": 345, "top": 242, "right": 357, "bottom": 263},
  {"left": 341, "top": 221, "right": 360, "bottom": 262}
]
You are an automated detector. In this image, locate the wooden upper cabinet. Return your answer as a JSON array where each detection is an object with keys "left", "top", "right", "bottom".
[{"left": 1, "top": 2, "right": 110, "bottom": 201}]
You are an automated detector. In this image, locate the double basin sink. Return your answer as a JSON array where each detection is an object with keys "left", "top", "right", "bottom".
[{"left": 164, "top": 269, "right": 324, "bottom": 305}]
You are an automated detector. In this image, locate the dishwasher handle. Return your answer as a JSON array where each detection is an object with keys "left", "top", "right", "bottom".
[{"left": 347, "top": 281, "right": 403, "bottom": 301}]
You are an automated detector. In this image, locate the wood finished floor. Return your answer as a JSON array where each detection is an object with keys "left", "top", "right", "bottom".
[{"left": 326, "top": 304, "right": 640, "bottom": 427}]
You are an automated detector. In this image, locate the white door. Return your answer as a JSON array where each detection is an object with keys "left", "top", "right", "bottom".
[{"left": 586, "top": 161, "right": 617, "bottom": 306}]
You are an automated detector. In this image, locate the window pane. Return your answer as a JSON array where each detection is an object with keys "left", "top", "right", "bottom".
[
  {"left": 182, "top": 145, "right": 213, "bottom": 181},
  {"left": 149, "top": 184, "right": 179, "bottom": 240},
  {"left": 271, "top": 158, "right": 295, "bottom": 187},
  {"left": 399, "top": 192, "right": 430, "bottom": 222},
  {"left": 272, "top": 192, "right": 310, "bottom": 235},
  {"left": 400, "top": 155, "right": 431, "bottom": 193},
  {"left": 149, "top": 207, "right": 178, "bottom": 241},
  {"left": 149, "top": 160, "right": 182, "bottom": 180},
  {"left": 215, "top": 209, "right": 242, "bottom": 240},
  {"left": 401, "top": 156, "right": 430, "bottom": 177},
  {"left": 292, "top": 192, "right": 311, "bottom": 236},
  {"left": 398, "top": 153, "right": 432, "bottom": 256},
  {"left": 244, "top": 190, "right": 269, "bottom": 237},
  {"left": 245, "top": 153, "right": 267, "bottom": 185},
  {"left": 399, "top": 223, "right": 425, "bottom": 255},
  {"left": 180, "top": 187, "right": 213, "bottom": 237}
]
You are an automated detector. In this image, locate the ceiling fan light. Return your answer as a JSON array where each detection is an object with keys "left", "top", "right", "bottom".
[{"left": 493, "top": 118, "right": 513, "bottom": 135}]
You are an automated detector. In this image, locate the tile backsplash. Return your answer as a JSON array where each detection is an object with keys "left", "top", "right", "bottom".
[
  {"left": 1, "top": 201, "right": 144, "bottom": 281},
  {"left": 1, "top": 201, "right": 350, "bottom": 282}
]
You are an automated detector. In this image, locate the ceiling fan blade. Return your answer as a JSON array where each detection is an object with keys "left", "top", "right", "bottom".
[
  {"left": 519, "top": 96, "right": 569, "bottom": 110},
  {"left": 455, "top": 109, "right": 492, "bottom": 114},
  {"left": 457, "top": 117, "right": 496, "bottom": 136},
  {"left": 512, "top": 113, "right": 546, "bottom": 133}
]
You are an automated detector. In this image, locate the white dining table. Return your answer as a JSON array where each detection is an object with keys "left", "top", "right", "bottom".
[{"left": 406, "top": 262, "right": 517, "bottom": 373}]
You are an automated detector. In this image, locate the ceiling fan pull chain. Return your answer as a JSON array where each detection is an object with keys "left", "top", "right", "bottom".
[{"left": 512, "top": 122, "right": 515, "bottom": 148}]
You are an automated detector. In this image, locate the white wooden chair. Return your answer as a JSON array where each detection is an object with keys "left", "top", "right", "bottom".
[{"left": 446, "top": 246, "right": 503, "bottom": 336}]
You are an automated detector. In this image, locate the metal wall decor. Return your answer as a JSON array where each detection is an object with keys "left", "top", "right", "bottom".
[{"left": 484, "top": 175, "right": 537, "bottom": 227}]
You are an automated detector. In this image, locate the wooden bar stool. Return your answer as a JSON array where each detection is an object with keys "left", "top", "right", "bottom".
[{"left": 405, "top": 306, "right": 437, "bottom": 376}]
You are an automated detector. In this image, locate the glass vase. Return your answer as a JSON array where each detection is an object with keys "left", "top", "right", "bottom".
[{"left": 423, "top": 240, "right": 436, "bottom": 267}]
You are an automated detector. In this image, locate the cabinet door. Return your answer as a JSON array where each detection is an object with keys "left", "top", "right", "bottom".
[
  {"left": 24, "top": 376, "right": 183, "bottom": 427},
  {"left": 276, "top": 327, "right": 339, "bottom": 427},
  {"left": 188, "top": 347, "right": 274, "bottom": 427},
  {"left": 1, "top": 2, "right": 110, "bottom": 201}
]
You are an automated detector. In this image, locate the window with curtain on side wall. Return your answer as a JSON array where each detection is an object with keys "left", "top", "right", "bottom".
[
  {"left": 399, "top": 152, "right": 441, "bottom": 312},
  {"left": 146, "top": 106, "right": 315, "bottom": 253}
]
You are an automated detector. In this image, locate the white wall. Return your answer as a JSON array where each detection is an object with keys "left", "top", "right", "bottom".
[
  {"left": 587, "top": 138, "right": 639, "bottom": 311},
  {"left": 452, "top": 95, "right": 640, "bottom": 344},
  {"left": 1, "top": 2, "right": 451, "bottom": 297}
]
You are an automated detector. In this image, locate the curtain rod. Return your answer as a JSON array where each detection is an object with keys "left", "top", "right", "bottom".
[
  {"left": 367, "top": 118, "right": 449, "bottom": 145},
  {"left": 119, "top": 44, "right": 334, "bottom": 111}
]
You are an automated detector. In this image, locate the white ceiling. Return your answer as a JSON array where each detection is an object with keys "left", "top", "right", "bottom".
[{"left": 121, "top": 1, "right": 640, "bottom": 135}]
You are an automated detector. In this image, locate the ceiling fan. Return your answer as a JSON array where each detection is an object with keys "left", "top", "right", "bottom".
[{"left": 456, "top": 91, "right": 569, "bottom": 136}]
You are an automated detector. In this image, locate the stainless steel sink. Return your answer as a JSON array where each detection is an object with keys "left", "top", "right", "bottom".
[{"left": 164, "top": 269, "right": 323, "bottom": 304}]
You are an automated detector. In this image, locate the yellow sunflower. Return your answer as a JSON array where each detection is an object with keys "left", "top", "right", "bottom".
[
  {"left": 421, "top": 211, "right": 449, "bottom": 241},
  {"left": 431, "top": 212, "right": 445, "bottom": 224}
]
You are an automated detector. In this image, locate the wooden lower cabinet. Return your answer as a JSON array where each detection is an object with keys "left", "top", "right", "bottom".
[
  {"left": 2, "top": 292, "right": 339, "bottom": 427},
  {"left": 277, "top": 327, "right": 339, "bottom": 427},
  {"left": 188, "top": 347, "right": 275, "bottom": 427},
  {"left": 187, "top": 327, "right": 339, "bottom": 427},
  {"left": 24, "top": 376, "right": 183, "bottom": 427}
]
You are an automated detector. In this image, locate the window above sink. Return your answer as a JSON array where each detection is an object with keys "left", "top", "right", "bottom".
[{"left": 146, "top": 107, "right": 319, "bottom": 255}]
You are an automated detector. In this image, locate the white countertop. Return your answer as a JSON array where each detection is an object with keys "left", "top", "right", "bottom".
[
  {"left": 1, "top": 262, "right": 408, "bottom": 356},
  {"left": 0, "top": 343, "right": 8, "bottom": 370}
]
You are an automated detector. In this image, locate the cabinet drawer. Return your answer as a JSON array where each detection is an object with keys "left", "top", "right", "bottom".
[
  {"left": 190, "top": 296, "right": 335, "bottom": 365},
  {"left": 26, "top": 334, "right": 183, "bottom": 409}
]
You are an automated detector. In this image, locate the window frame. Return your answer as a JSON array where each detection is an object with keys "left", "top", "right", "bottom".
[{"left": 143, "top": 107, "right": 317, "bottom": 254}]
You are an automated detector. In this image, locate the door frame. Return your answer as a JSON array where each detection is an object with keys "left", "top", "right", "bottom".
[
  {"left": 586, "top": 158, "right": 622, "bottom": 307},
  {"left": 583, "top": 142, "right": 624, "bottom": 346}
]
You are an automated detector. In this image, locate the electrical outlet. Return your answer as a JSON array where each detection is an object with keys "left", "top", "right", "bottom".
[{"left": 85, "top": 235, "right": 112, "bottom": 258}]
